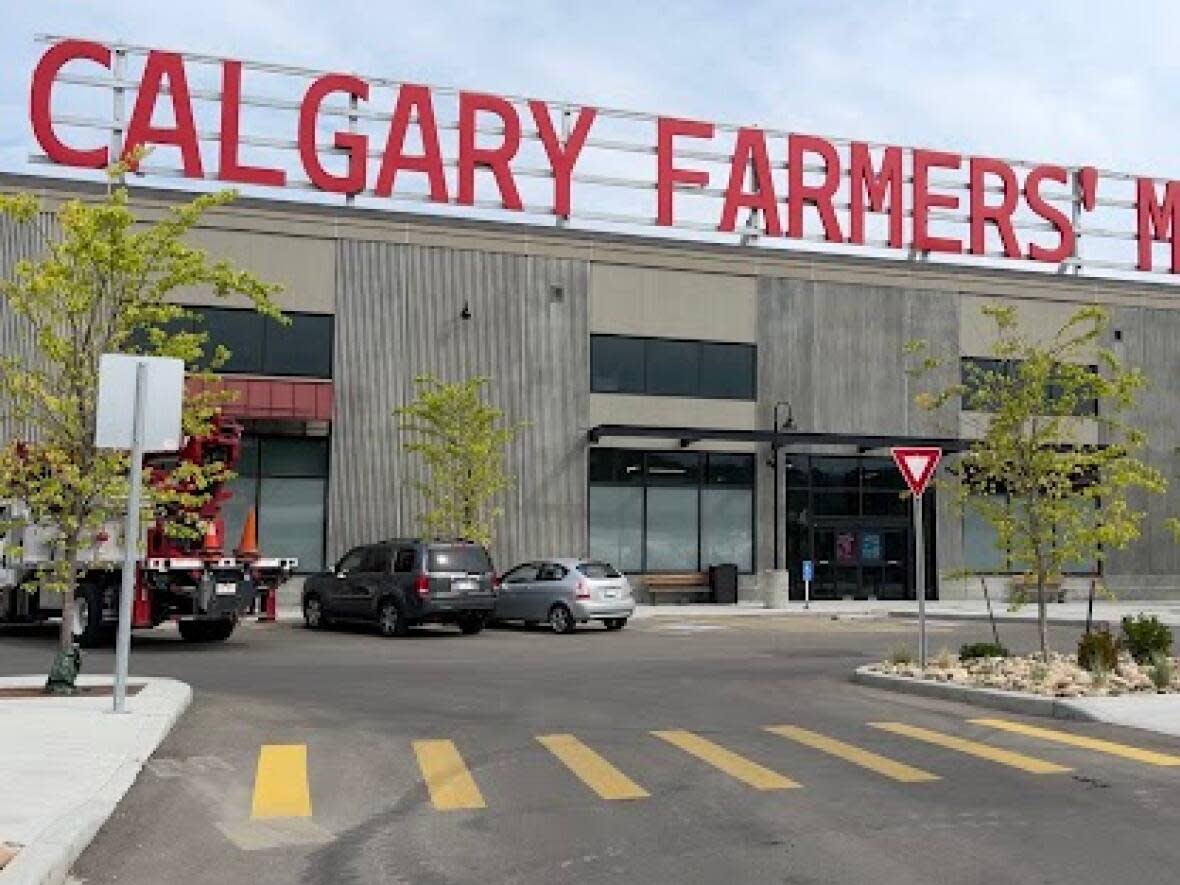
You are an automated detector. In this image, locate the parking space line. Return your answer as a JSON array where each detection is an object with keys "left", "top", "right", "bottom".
[
  {"left": 537, "top": 734, "right": 650, "bottom": 800},
  {"left": 870, "top": 722, "right": 1071, "bottom": 774},
  {"left": 412, "top": 739, "right": 487, "bottom": 811},
  {"left": 250, "top": 744, "right": 312, "bottom": 819},
  {"left": 651, "top": 730, "right": 801, "bottom": 790},
  {"left": 765, "top": 725, "right": 940, "bottom": 783},
  {"left": 970, "top": 718, "right": 1180, "bottom": 767}
]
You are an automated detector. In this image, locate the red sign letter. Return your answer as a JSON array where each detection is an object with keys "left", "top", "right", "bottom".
[
  {"left": 457, "top": 92, "right": 523, "bottom": 211},
  {"left": 375, "top": 84, "right": 448, "bottom": 202},
  {"left": 848, "top": 143, "right": 903, "bottom": 247},
  {"left": 1025, "top": 165, "right": 1075, "bottom": 265},
  {"left": 30, "top": 39, "right": 111, "bottom": 169},
  {"left": 969, "top": 156, "right": 1020, "bottom": 258},
  {"left": 787, "top": 134, "right": 842, "bottom": 242},
  {"left": 124, "top": 51, "right": 203, "bottom": 177},
  {"left": 530, "top": 102, "right": 596, "bottom": 220},
  {"left": 911, "top": 149, "right": 962, "bottom": 254},
  {"left": 299, "top": 74, "right": 369, "bottom": 195},
  {"left": 656, "top": 117, "right": 713, "bottom": 226},
  {"left": 219, "top": 60, "right": 285, "bottom": 187},
  {"left": 1136, "top": 177, "right": 1180, "bottom": 273},
  {"left": 719, "top": 127, "right": 781, "bottom": 237}
]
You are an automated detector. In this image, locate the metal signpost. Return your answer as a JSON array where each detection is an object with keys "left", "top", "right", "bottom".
[
  {"left": 95, "top": 354, "right": 184, "bottom": 713},
  {"left": 801, "top": 559, "right": 813, "bottom": 610},
  {"left": 889, "top": 447, "right": 942, "bottom": 669}
]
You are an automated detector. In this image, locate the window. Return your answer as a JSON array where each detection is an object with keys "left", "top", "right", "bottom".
[
  {"left": 590, "top": 335, "right": 755, "bottom": 400},
  {"left": 537, "top": 563, "right": 568, "bottom": 581},
  {"left": 393, "top": 548, "right": 416, "bottom": 573},
  {"left": 336, "top": 548, "right": 366, "bottom": 575},
  {"left": 503, "top": 563, "right": 539, "bottom": 584},
  {"left": 960, "top": 357, "right": 1098, "bottom": 416},
  {"left": 360, "top": 547, "right": 392, "bottom": 573},
  {"left": 189, "top": 307, "right": 334, "bottom": 378},
  {"left": 588, "top": 449, "right": 755, "bottom": 573},
  {"left": 428, "top": 546, "right": 493, "bottom": 574},
  {"left": 577, "top": 562, "right": 621, "bottom": 579}
]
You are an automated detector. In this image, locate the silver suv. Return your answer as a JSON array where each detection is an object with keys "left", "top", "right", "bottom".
[{"left": 302, "top": 539, "right": 497, "bottom": 637}]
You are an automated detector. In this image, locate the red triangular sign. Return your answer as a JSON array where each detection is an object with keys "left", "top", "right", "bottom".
[{"left": 890, "top": 447, "right": 942, "bottom": 496}]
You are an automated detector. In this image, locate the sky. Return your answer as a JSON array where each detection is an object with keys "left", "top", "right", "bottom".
[{"left": 3, "top": 1, "right": 1179, "bottom": 273}]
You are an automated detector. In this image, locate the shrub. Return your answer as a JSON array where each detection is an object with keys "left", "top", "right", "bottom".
[
  {"left": 1120, "top": 614, "right": 1173, "bottom": 664},
  {"left": 1149, "top": 652, "right": 1173, "bottom": 691},
  {"left": 1078, "top": 628, "right": 1119, "bottom": 672},
  {"left": 886, "top": 643, "right": 914, "bottom": 665},
  {"left": 959, "top": 642, "right": 1009, "bottom": 660},
  {"left": 935, "top": 647, "right": 955, "bottom": 668}
]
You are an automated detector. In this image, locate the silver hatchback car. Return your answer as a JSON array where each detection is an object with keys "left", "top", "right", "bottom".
[{"left": 494, "top": 559, "right": 635, "bottom": 633}]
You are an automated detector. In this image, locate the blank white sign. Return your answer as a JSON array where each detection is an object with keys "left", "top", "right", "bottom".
[{"left": 94, "top": 354, "right": 184, "bottom": 452}]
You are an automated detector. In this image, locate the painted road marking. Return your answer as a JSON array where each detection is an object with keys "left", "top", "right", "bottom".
[
  {"left": 538, "top": 734, "right": 650, "bottom": 800},
  {"left": 250, "top": 744, "right": 312, "bottom": 819},
  {"left": 652, "top": 730, "right": 801, "bottom": 790},
  {"left": 970, "top": 718, "right": 1180, "bottom": 767},
  {"left": 413, "top": 739, "right": 487, "bottom": 811},
  {"left": 870, "top": 722, "right": 1071, "bottom": 774},
  {"left": 765, "top": 725, "right": 940, "bottom": 783}
]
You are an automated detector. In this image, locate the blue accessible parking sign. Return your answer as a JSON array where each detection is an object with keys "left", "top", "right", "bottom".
[{"left": 801, "top": 560, "right": 814, "bottom": 582}]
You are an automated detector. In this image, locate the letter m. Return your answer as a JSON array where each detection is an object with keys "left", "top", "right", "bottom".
[{"left": 1137, "top": 177, "right": 1180, "bottom": 272}]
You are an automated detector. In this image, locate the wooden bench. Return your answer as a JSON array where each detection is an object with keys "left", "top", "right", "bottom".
[{"left": 643, "top": 572, "right": 711, "bottom": 603}]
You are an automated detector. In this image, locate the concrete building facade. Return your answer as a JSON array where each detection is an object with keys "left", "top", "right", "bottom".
[{"left": 2, "top": 173, "right": 1179, "bottom": 600}]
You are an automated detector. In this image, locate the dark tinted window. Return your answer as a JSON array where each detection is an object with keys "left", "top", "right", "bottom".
[
  {"left": 706, "top": 454, "right": 754, "bottom": 486},
  {"left": 589, "top": 448, "right": 644, "bottom": 484},
  {"left": 265, "top": 313, "right": 333, "bottom": 377},
  {"left": 577, "top": 562, "right": 621, "bottom": 579},
  {"left": 260, "top": 438, "right": 329, "bottom": 478},
  {"left": 811, "top": 458, "right": 860, "bottom": 488},
  {"left": 591, "top": 336, "right": 645, "bottom": 393},
  {"left": 537, "top": 563, "right": 568, "bottom": 581},
  {"left": 503, "top": 563, "right": 539, "bottom": 583},
  {"left": 336, "top": 547, "right": 366, "bottom": 574},
  {"left": 200, "top": 308, "right": 265, "bottom": 373},
  {"left": 428, "top": 545, "right": 492, "bottom": 574},
  {"left": 646, "top": 451, "right": 700, "bottom": 485},
  {"left": 360, "top": 547, "right": 392, "bottom": 573},
  {"left": 645, "top": 339, "right": 699, "bottom": 396},
  {"left": 393, "top": 548, "right": 416, "bottom": 572},
  {"left": 700, "top": 342, "right": 755, "bottom": 399}
]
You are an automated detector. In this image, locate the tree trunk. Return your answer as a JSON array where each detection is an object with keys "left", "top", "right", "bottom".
[
  {"left": 1036, "top": 558, "right": 1049, "bottom": 663},
  {"left": 46, "top": 543, "right": 82, "bottom": 695}
]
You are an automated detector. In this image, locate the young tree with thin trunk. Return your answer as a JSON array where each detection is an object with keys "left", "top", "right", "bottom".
[
  {"left": 396, "top": 375, "right": 524, "bottom": 548},
  {"left": 0, "top": 164, "right": 280, "bottom": 691},
  {"left": 906, "top": 305, "right": 1164, "bottom": 661}
]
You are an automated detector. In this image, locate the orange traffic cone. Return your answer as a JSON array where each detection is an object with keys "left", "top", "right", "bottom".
[
  {"left": 236, "top": 507, "right": 259, "bottom": 559},
  {"left": 202, "top": 519, "right": 223, "bottom": 555}
]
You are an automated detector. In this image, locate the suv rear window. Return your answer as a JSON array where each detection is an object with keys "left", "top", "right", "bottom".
[
  {"left": 577, "top": 562, "right": 621, "bottom": 579},
  {"left": 428, "top": 545, "right": 492, "bottom": 574}
]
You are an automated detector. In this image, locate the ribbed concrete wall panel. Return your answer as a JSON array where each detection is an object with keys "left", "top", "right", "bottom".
[{"left": 329, "top": 241, "right": 588, "bottom": 570}]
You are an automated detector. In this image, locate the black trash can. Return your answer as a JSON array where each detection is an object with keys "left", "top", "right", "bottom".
[{"left": 709, "top": 563, "right": 739, "bottom": 604}]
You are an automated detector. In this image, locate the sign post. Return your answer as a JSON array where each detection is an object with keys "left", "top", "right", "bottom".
[
  {"left": 801, "top": 559, "right": 813, "bottom": 609},
  {"left": 890, "top": 447, "right": 942, "bottom": 669},
  {"left": 95, "top": 354, "right": 184, "bottom": 714}
]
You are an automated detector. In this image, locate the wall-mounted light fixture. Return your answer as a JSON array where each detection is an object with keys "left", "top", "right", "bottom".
[{"left": 460, "top": 301, "right": 472, "bottom": 321}]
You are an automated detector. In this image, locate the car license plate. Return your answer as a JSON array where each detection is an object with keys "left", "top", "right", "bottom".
[
  {"left": 452, "top": 579, "right": 478, "bottom": 593},
  {"left": 215, "top": 582, "right": 237, "bottom": 595},
  {"left": 604, "top": 590, "right": 618, "bottom": 599}
]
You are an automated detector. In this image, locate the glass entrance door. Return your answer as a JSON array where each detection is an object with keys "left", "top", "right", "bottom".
[{"left": 812, "top": 525, "right": 909, "bottom": 600}]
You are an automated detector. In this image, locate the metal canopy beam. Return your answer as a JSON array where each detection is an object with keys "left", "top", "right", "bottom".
[{"left": 585, "top": 424, "right": 971, "bottom": 452}]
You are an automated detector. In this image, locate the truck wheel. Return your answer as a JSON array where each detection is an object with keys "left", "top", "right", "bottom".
[
  {"left": 457, "top": 613, "right": 485, "bottom": 635},
  {"left": 74, "top": 583, "right": 109, "bottom": 648},
  {"left": 178, "top": 620, "right": 210, "bottom": 642}
]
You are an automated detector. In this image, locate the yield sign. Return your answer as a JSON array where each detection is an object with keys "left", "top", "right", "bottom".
[{"left": 890, "top": 447, "right": 942, "bottom": 497}]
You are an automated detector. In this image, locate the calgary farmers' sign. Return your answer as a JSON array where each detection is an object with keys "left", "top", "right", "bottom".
[{"left": 28, "top": 38, "right": 1180, "bottom": 278}]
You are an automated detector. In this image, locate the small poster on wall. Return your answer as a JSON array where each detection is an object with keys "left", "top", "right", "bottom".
[{"left": 836, "top": 531, "right": 857, "bottom": 564}]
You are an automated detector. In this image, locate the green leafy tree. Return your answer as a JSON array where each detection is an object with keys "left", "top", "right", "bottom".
[
  {"left": 906, "top": 305, "right": 1165, "bottom": 660},
  {"left": 395, "top": 375, "right": 525, "bottom": 547},
  {"left": 0, "top": 162, "right": 281, "bottom": 690}
]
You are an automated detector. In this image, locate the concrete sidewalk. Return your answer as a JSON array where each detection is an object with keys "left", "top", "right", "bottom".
[{"left": 0, "top": 676, "right": 191, "bottom": 885}]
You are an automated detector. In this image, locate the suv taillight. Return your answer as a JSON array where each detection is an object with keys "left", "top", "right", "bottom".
[
  {"left": 575, "top": 579, "right": 590, "bottom": 600},
  {"left": 492, "top": 574, "right": 502, "bottom": 591},
  {"left": 415, "top": 574, "right": 430, "bottom": 597}
]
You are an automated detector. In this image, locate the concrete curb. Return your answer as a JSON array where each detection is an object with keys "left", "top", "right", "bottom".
[
  {"left": 0, "top": 678, "right": 193, "bottom": 885},
  {"left": 887, "top": 611, "right": 1112, "bottom": 629},
  {"left": 851, "top": 665, "right": 1099, "bottom": 721}
]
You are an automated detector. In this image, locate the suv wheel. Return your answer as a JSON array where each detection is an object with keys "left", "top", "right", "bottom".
[
  {"left": 548, "top": 603, "right": 575, "bottom": 635},
  {"left": 378, "top": 599, "right": 408, "bottom": 637},
  {"left": 304, "top": 595, "right": 328, "bottom": 630}
]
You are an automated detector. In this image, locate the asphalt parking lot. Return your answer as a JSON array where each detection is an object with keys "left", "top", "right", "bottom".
[{"left": 3, "top": 613, "right": 1180, "bottom": 885}]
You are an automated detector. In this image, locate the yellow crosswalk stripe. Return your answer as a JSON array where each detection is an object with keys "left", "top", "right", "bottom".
[
  {"left": 538, "top": 734, "right": 650, "bottom": 800},
  {"left": 250, "top": 744, "right": 312, "bottom": 819},
  {"left": 970, "top": 718, "right": 1180, "bottom": 767},
  {"left": 870, "top": 722, "right": 1071, "bottom": 774},
  {"left": 652, "top": 730, "right": 801, "bottom": 790},
  {"left": 765, "top": 725, "right": 940, "bottom": 783},
  {"left": 413, "top": 739, "right": 487, "bottom": 811}
]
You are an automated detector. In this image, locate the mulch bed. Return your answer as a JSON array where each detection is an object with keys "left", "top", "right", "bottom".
[{"left": 0, "top": 683, "right": 145, "bottom": 699}]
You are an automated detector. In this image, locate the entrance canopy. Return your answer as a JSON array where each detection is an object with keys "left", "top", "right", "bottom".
[{"left": 586, "top": 424, "right": 971, "bottom": 453}]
